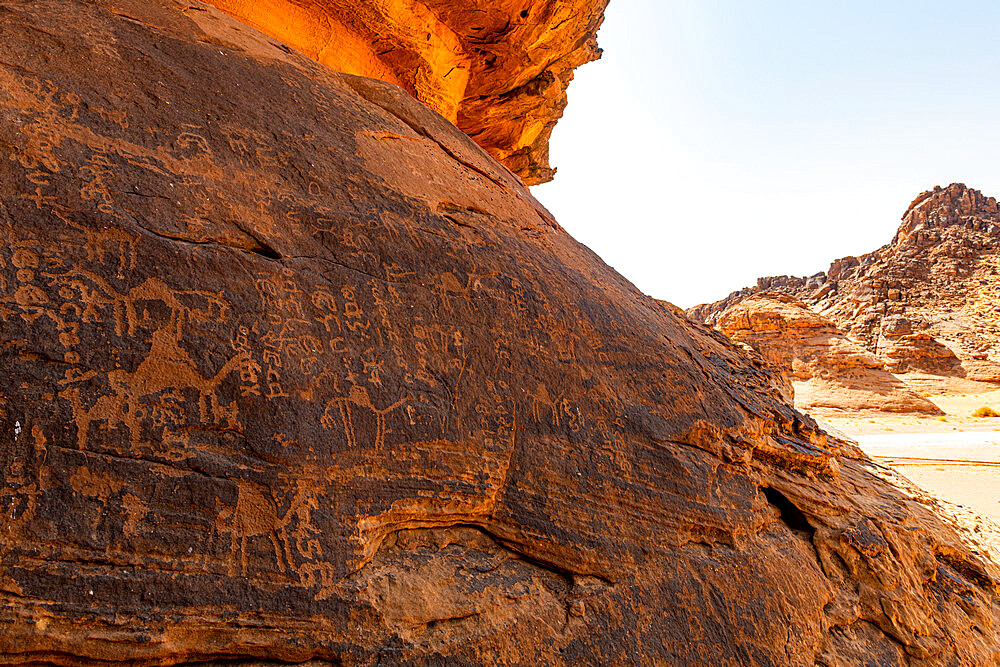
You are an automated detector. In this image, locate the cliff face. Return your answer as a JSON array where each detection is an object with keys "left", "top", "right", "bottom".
[
  {"left": 2, "top": 2, "right": 999, "bottom": 665},
  {"left": 715, "top": 293, "right": 943, "bottom": 414},
  {"left": 202, "top": 0, "right": 609, "bottom": 185},
  {"left": 691, "top": 184, "right": 1000, "bottom": 386}
]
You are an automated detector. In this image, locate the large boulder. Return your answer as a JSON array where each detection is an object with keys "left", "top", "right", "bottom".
[
  {"left": 202, "top": 0, "right": 609, "bottom": 184},
  {"left": 716, "top": 293, "right": 943, "bottom": 414},
  {"left": 1, "top": 1, "right": 998, "bottom": 664}
]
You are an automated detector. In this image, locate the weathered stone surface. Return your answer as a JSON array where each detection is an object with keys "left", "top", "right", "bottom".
[
  {"left": 1, "top": 2, "right": 999, "bottom": 664},
  {"left": 691, "top": 184, "right": 1000, "bottom": 385},
  {"left": 201, "top": 0, "right": 608, "bottom": 185},
  {"left": 716, "top": 293, "right": 942, "bottom": 414},
  {"left": 876, "top": 315, "right": 965, "bottom": 376}
]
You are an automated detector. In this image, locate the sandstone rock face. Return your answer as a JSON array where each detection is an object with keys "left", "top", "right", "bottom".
[
  {"left": 2, "top": 2, "right": 999, "bottom": 664},
  {"left": 692, "top": 184, "right": 1000, "bottom": 384},
  {"left": 716, "top": 293, "right": 943, "bottom": 414},
  {"left": 202, "top": 0, "right": 608, "bottom": 185}
]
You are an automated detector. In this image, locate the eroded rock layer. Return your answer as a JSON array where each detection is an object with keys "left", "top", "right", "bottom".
[
  {"left": 715, "top": 293, "right": 943, "bottom": 414},
  {"left": 691, "top": 184, "right": 1000, "bottom": 384},
  {"left": 1, "top": 2, "right": 999, "bottom": 664},
  {"left": 202, "top": 0, "right": 609, "bottom": 184}
]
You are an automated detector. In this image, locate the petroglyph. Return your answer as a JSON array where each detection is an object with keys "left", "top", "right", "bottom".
[
  {"left": 436, "top": 271, "right": 483, "bottom": 312},
  {"left": 216, "top": 479, "right": 320, "bottom": 578},
  {"left": 60, "top": 325, "right": 247, "bottom": 449},
  {"left": 529, "top": 382, "right": 556, "bottom": 425},
  {"left": 46, "top": 274, "right": 246, "bottom": 449},
  {"left": 216, "top": 481, "right": 291, "bottom": 577},
  {"left": 321, "top": 384, "right": 411, "bottom": 450}
]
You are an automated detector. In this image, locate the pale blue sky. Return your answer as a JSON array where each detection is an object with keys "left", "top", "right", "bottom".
[{"left": 532, "top": 1, "right": 1000, "bottom": 307}]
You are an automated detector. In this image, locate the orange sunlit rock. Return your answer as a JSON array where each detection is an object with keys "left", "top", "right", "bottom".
[
  {"left": 715, "top": 292, "right": 944, "bottom": 414},
  {"left": 4, "top": 3, "right": 1000, "bottom": 664},
  {"left": 205, "top": 0, "right": 608, "bottom": 184},
  {"left": 691, "top": 184, "right": 1000, "bottom": 385}
]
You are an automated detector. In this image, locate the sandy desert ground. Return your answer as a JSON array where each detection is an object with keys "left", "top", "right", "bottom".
[
  {"left": 811, "top": 373, "right": 1000, "bottom": 556},
  {"left": 816, "top": 373, "right": 1000, "bottom": 434}
]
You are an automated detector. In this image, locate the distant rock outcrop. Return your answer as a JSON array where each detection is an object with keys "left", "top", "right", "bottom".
[
  {"left": 2, "top": 3, "right": 999, "bottom": 665},
  {"left": 691, "top": 183, "right": 1000, "bottom": 390},
  {"left": 203, "top": 0, "right": 609, "bottom": 184},
  {"left": 715, "top": 293, "right": 943, "bottom": 414}
]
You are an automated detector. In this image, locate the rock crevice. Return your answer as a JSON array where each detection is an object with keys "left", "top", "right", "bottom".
[{"left": 0, "top": 3, "right": 998, "bottom": 665}]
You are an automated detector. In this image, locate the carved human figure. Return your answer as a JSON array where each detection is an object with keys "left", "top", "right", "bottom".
[{"left": 57, "top": 277, "right": 244, "bottom": 448}]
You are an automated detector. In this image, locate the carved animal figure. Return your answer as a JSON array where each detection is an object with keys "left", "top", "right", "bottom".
[
  {"left": 321, "top": 383, "right": 410, "bottom": 450},
  {"left": 215, "top": 479, "right": 321, "bottom": 578},
  {"left": 58, "top": 277, "right": 245, "bottom": 448}
]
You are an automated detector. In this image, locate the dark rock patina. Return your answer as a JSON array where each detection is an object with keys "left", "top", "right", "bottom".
[{"left": 1, "top": 1, "right": 998, "bottom": 664}]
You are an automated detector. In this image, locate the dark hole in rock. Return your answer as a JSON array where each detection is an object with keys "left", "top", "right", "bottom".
[
  {"left": 762, "top": 486, "right": 815, "bottom": 537},
  {"left": 252, "top": 242, "right": 282, "bottom": 260}
]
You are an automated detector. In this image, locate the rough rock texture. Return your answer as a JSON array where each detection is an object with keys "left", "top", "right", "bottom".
[
  {"left": 691, "top": 184, "right": 1000, "bottom": 385},
  {"left": 2, "top": 2, "right": 1000, "bottom": 664},
  {"left": 716, "top": 293, "right": 943, "bottom": 414},
  {"left": 201, "top": 0, "right": 608, "bottom": 185}
]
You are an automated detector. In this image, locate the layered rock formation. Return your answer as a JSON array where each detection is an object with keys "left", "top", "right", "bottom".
[
  {"left": 2, "top": 2, "right": 999, "bottom": 664},
  {"left": 692, "top": 184, "right": 1000, "bottom": 390},
  {"left": 715, "top": 293, "right": 942, "bottom": 414},
  {"left": 202, "top": 0, "right": 609, "bottom": 184}
]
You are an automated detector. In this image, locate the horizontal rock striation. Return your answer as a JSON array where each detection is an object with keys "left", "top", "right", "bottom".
[
  {"left": 203, "top": 0, "right": 609, "bottom": 184},
  {"left": 716, "top": 293, "right": 943, "bottom": 414},
  {"left": 1, "top": 3, "right": 998, "bottom": 665}
]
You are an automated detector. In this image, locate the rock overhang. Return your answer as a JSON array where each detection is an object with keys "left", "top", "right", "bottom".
[
  {"left": 203, "top": 0, "right": 610, "bottom": 185},
  {"left": 2, "top": 1, "right": 1000, "bottom": 663}
]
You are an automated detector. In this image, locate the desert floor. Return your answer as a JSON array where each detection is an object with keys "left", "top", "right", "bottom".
[{"left": 810, "top": 373, "right": 1000, "bottom": 557}]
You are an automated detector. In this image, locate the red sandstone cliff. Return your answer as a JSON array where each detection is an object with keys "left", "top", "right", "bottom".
[
  {"left": 715, "top": 293, "right": 942, "bottom": 414},
  {"left": 202, "top": 0, "right": 609, "bottom": 184}
]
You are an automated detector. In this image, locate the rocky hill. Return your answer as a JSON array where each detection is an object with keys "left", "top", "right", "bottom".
[
  {"left": 2, "top": 2, "right": 999, "bottom": 665},
  {"left": 690, "top": 184, "right": 1000, "bottom": 410}
]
